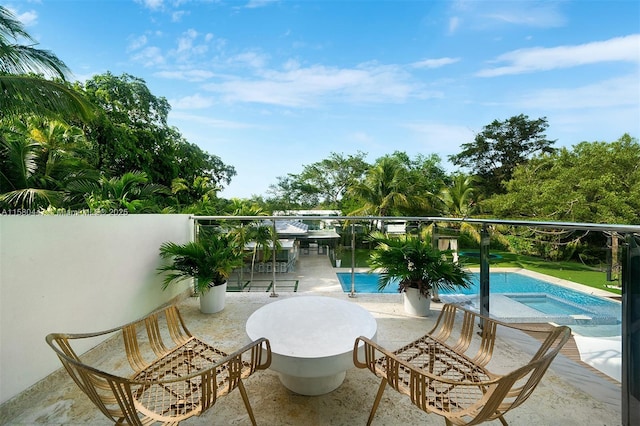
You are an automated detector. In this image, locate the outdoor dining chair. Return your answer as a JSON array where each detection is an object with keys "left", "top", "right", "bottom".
[
  {"left": 46, "top": 304, "right": 271, "bottom": 425},
  {"left": 354, "top": 303, "right": 571, "bottom": 425}
]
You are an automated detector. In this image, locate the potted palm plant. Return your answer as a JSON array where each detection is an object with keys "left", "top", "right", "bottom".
[
  {"left": 367, "top": 232, "right": 471, "bottom": 316},
  {"left": 158, "top": 230, "right": 243, "bottom": 314}
]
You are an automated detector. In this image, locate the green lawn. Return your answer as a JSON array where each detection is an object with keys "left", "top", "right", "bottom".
[{"left": 338, "top": 249, "right": 622, "bottom": 295}]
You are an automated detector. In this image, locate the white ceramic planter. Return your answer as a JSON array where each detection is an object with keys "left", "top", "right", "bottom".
[
  {"left": 403, "top": 287, "right": 431, "bottom": 317},
  {"left": 335, "top": 259, "right": 342, "bottom": 267},
  {"left": 199, "top": 282, "right": 227, "bottom": 314}
]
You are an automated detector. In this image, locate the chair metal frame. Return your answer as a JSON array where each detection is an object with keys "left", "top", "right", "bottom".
[
  {"left": 354, "top": 303, "right": 571, "bottom": 426},
  {"left": 46, "top": 304, "right": 271, "bottom": 425}
]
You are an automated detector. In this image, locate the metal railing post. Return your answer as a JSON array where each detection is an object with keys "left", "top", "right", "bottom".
[
  {"left": 622, "top": 234, "right": 640, "bottom": 425},
  {"left": 431, "top": 223, "right": 440, "bottom": 302},
  {"left": 270, "top": 220, "right": 278, "bottom": 297},
  {"left": 349, "top": 223, "right": 356, "bottom": 298},
  {"left": 479, "top": 225, "right": 490, "bottom": 319}
]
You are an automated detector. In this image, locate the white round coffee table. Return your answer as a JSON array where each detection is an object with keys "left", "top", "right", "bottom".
[{"left": 245, "top": 295, "right": 377, "bottom": 396}]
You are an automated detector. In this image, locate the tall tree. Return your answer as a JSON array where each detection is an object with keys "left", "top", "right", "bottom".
[
  {"left": 266, "top": 174, "right": 320, "bottom": 210},
  {"left": 0, "top": 6, "right": 92, "bottom": 119},
  {"left": 449, "top": 114, "right": 556, "bottom": 196},
  {"left": 484, "top": 134, "right": 640, "bottom": 225},
  {"left": 297, "top": 151, "right": 370, "bottom": 208},
  {"left": 78, "top": 72, "right": 235, "bottom": 195},
  {"left": 346, "top": 156, "right": 429, "bottom": 230},
  {"left": 385, "top": 151, "right": 446, "bottom": 215}
]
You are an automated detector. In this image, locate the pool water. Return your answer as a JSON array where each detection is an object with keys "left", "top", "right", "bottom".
[
  {"left": 505, "top": 294, "right": 591, "bottom": 316},
  {"left": 336, "top": 271, "right": 621, "bottom": 331}
]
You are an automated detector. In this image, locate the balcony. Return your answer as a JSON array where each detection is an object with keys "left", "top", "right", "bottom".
[
  {"left": 0, "top": 255, "right": 624, "bottom": 424},
  {"left": 0, "top": 215, "right": 640, "bottom": 425}
]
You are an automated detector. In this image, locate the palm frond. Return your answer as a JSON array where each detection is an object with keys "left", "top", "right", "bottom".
[
  {"left": 1, "top": 6, "right": 69, "bottom": 78},
  {"left": 0, "top": 187, "right": 62, "bottom": 209},
  {"left": 0, "top": 75, "right": 94, "bottom": 120},
  {"left": 0, "top": 6, "right": 34, "bottom": 43}
]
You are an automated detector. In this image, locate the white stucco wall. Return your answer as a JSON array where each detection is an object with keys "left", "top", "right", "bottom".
[{"left": 0, "top": 214, "right": 193, "bottom": 404}]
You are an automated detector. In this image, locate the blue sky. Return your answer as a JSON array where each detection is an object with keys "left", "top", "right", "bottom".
[{"left": 8, "top": 0, "right": 640, "bottom": 198}]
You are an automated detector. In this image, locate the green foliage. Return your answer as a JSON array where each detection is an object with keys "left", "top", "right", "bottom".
[
  {"left": 367, "top": 232, "right": 471, "bottom": 297},
  {"left": 67, "top": 171, "right": 168, "bottom": 213},
  {"left": 1, "top": 70, "right": 236, "bottom": 213},
  {"left": 158, "top": 230, "right": 244, "bottom": 293},
  {"left": 264, "top": 151, "right": 447, "bottom": 213},
  {"left": 0, "top": 117, "right": 95, "bottom": 209},
  {"left": 296, "top": 151, "right": 370, "bottom": 208},
  {"left": 266, "top": 174, "right": 321, "bottom": 210},
  {"left": 387, "top": 151, "right": 448, "bottom": 198},
  {"left": 484, "top": 135, "right": 640, "bottom": 224},
  {"left": 436, "top": 174, "right": 479, "bottom": 217},
  {"left": 78, "top": 73, "right": 236, "bottom": 197},
  {"left": 449, "top": 114, "right": 555, "bottom": 196},
  {"left": 346, "top": 154, "right": 439, "bottom": 222}
]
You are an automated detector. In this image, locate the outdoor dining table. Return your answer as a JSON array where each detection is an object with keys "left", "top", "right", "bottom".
[{"left": 245, "top": 295, "right": 377, "bottom": 395}]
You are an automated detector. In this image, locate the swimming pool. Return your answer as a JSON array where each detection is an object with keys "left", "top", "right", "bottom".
[{"left": 336, "top": 271, "right": 621, "bottom": 329}]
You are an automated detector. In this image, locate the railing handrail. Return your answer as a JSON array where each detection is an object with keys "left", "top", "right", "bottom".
[{"left": 192, "top": 215, "right": 640, "bottom": 234}]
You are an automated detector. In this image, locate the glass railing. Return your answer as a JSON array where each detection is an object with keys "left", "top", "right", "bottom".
[{"left": 193, "top": 214, "right": 640, "bottom": 425}]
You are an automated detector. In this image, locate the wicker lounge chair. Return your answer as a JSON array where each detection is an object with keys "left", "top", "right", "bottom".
[
  {"left": 46, "top": 304, "right": 271, "bottom": 425},
  {"left": 354, "top": 303, "right": 571, "bottom": 425}
]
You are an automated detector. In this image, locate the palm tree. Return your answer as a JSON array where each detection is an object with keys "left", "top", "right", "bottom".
[
  {"left": 0, "top": 117, "right": 92, "bottom": 209},
  {"left": 0, "top": 6, "right": 93, "bottom": 119},
  {"left": 246, "top": 223, "right": 281, "bottom": 283},
  {"left": 226, "top": 202, "right": 268, "bottom": 284},
  {"left": 347, "top": 157, "right": 414, "bottom": 231},
  {"left": 437, "top": 174, "right": 478, "bottom": 218},
  {"left": 0, "top": 136, "right": 61, "bottom": 208},
  {"left": 431, "top": 174, "right": 480, "bottom": 244},
  {"left": 67, "top": 171, "right": 168, "bottom": 213}
]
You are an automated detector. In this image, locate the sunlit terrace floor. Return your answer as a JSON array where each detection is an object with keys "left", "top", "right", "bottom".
[{"left": 1, "top": 255, "right": 622, "bottom": 425}]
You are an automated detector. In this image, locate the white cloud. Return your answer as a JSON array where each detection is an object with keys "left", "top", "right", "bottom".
[
  {"left": 135, "top": 0, "right": 164, "bottom": 10},
  {"left": 169, "top": 29, "right": 216, "bottom": 62},
  {"left": 176, "top": 29, "right": 198, "bottom": 53},
  {"left": 202, "top": 62, "right": 429, "bottom": 107},
  {"left": 15, "top": 9, "right": 38, "bottom": 26},
  {"left": 127, "top": 35, "right": 147, "bottom": 52},
  {"left": 403, "top": 122, "right": 476, "bottom": 156},
  {"left": 450, "top": 0, "right": 566, "bottom": 29},
  {"left": 484, "top": 3, "right": 566, "bottom": 28},
  {"left": 412, "top": 57, "right": 460, "bottom": 69},
  {"left": 130, "top": 46, "right": 165, "bottom": 67},
  {"left": 516, "top": 75, "right": 640, "bottom": 110},
  {"left": 172, "top": 10, "right": 188, "bottom": 22},
  {"left": 154, "top": 69, "right": 215, "bottom": 81},
  {"left": 448, "top": 16, "right": 460, "bottom": 34},
  {"left": 245, "top": 0, "right": 279, "bottom": 9},
  {"left": 170, "top": 94, "right": 215, "bottom": 109},
  {"left": 229, "top": 51, "right": 269, "bottom": 69},
  {"left": 477, "top": 34, "right": 640, "bottom": 77},
  {"left": 169, "top": 111, "right": 255, "bottom": 129}
]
